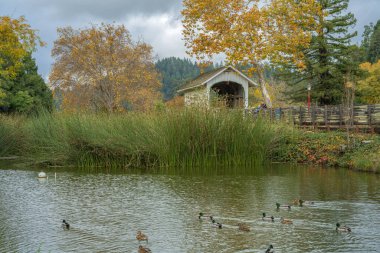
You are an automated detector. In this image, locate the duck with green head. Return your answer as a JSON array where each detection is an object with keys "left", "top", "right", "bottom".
[
  {"left": 262, "top": 213, "right": 275, "bottom": 222},
  {"left": 265, "top": 244, "right": 274, "bottom": 253},
  {"left": 276, "top": 203, "right": 291, "bottom": 210},
  {"left": 211, "top": 219, "right": 223, "bottom": 229},
  {"left": 199, "top": 212, "right": 213, "bottom": 220},
  {"left": 336, "top": 223, "right": 351, "bottom": 232},
  {"left": 62, "top": 220, "right": 70, "bottom": 230}
]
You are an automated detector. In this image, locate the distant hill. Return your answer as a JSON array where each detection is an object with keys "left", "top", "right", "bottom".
[{"left": 155, "top": 57, "right": 220, "bottom": 100}]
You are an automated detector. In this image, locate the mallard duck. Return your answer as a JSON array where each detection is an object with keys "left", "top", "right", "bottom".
[
  {"left": 265, "top": 244, "right": 274, "bottom": 253},
  {"left": 211, "top": 219, "right": 222, "bottom": 229},
  {"left": 292, "top": 199, "right": 304, "bottom": 206},
  {"left": 199, "top": 212, "right": 213, "bottom": 220},
  {"left": 62, "top": 220, "right": 70, "bottom": 230},
  {"left": 276, "top": 203, "right": 291, "bottom": 210},
  {"left": 138, "top": 245, "right": 152, "bottom": 253},
  {"left": 262, "top": 213, "right": 275, "bottom": 222},
  {"left": 136, "top": 231, "right": 149, "bottom": 243},
  {"left": 237, "top": 223, "right": 251, "bottom": 232},
  {"left": 280, "top": 217, "right": 293, "bottom": 224},
  {"left": 336, "top": 223, "right": 351, "bottom": 232}
]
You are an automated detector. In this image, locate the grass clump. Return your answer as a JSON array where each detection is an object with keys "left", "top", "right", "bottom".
[{"left": 15, "top": 109, "right": 275, "bottom": 169}]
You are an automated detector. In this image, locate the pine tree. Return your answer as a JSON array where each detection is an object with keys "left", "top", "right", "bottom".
[
  {"left": 284, "top": 0, "right": 357, "bottom": 105},
  {"left": 367, "top": 20, "right": 380, "bottom": 64},
  {"left": 156, "top": 57, "right": 201, "bottom": 100}
]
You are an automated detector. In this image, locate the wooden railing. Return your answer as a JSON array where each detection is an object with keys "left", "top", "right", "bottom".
[{"left": 245, "top": 104, "right": 380, "bottom": 133}]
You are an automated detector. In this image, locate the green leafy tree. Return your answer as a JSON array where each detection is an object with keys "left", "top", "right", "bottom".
[
  {"left": 0, "top": 54, "right": 52, "bottom": 113},
  {"left": 283, "top": 0, "right": 357, "bottom": 105}
]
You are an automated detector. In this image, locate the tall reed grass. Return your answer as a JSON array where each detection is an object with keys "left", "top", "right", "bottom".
[
  {"left": 0, "top": 115, "right": 25, "bottom": 157},
  {"left": 1, "top": 109, "right": 277, "bottom": 169}
]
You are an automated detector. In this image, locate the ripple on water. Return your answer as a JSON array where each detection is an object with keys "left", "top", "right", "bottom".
[{"left": 0, "top": 167, "right": 379, "bottom": 252}]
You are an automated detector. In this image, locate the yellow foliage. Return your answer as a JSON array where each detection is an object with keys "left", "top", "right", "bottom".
[
  {"left": 49, "top": 23, "right": 161, "bottom": 112},
  {"left": 182, "top": 0, "right": 321, "bottom": 107},
  {"left": 0, "top": 16, "right": 45, "bottom": 80},
  {"left": 358, "top": 60, "right": 380, "bottom": 104}
]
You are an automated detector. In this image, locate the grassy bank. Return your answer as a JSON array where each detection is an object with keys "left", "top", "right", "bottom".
[
  {"left": 0, "top": 110, "right": 274, "bottom": 169},
  {"left": 1, "top": 110, "right": 379, "bottom": 172},
  {"left": 270, "top": 129, "right": 380, "bottom": 173}
]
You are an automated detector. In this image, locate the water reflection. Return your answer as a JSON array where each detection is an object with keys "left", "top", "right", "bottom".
[{"left": 0, "top": 164, "right": 379, "bottom": 252}]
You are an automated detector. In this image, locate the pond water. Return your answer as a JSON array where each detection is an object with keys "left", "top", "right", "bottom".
[{"left": 0, "top": 164, "right": 379, "bottom": 253}]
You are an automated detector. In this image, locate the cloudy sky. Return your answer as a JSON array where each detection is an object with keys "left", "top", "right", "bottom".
[{"left": 1, "top": 0, "right": 379, "bottom": 78}]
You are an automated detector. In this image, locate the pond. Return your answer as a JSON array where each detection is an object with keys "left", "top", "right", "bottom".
[{"left": 0, "top": 164, "right": 379, "bottom": 252}]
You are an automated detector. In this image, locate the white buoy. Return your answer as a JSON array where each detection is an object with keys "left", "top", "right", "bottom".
[{"left": 38, "top": 172, "right": 47, "bottom": 178}]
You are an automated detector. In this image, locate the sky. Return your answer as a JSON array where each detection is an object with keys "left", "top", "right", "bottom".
[{"left": 1, "top": 0, "right": 379, "bottom": 79}]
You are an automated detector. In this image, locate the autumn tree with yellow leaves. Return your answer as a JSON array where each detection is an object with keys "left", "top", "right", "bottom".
[
  {"left": 182, "top": 0, "right": 322, "bottom": 107},
  {"left": 357, "top": 61, "right": 380, "bottom": 104},
  {"left": 0, "top": 16, "right": 45, "bottom": 80},
  {"left": 50, "top": 23, "right": 161, "bottom": 112}
]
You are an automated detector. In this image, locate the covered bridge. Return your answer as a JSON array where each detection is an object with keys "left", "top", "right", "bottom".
[{"left": 177, "top": 66, "right": 257, "bottom": 109}]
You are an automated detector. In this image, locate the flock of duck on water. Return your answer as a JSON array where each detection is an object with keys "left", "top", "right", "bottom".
[
  {"left": 59, "top": 198, "right": 351, "bottom": 252},
  {"left": 198, "top": 199, "right": 352, "bottom": 253},
  {"left": 40, "top": 167, "right": 350, "bottom": 253}
]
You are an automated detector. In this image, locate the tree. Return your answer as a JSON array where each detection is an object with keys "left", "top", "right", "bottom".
[
  {"left": 0, "top": 16, "right": 44, "bottom": 80},
  {"left": 50, "top": 23, "right": 161, "bottom": 112},
  {"left": 367, "top": 20, "right": 380, "bottom": 64},
  {"left": 283, "top": 0, "right": 357, "bottom": 105},
  {"left": 182, "top": 0, "right": 321, "bottom": 107},
  {"left": 155, "top": 57, "right": 200, "bottom": 100},
  {"left": 0, "top": 16, "right": 45, "bottom": 111},
  {"left": 357, "top": 60, "right": 380, "bottom": 104},
  {"left": 0, "top": 54, "right": 52, "bottom": 113}
]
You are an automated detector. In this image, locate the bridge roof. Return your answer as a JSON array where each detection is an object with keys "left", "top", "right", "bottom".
[{"left": 177, "top": 66, "right": 257, "bottom": 94}]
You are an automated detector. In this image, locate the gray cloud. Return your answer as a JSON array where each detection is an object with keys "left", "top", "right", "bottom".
[
  {"left": 23, "top": 0, "right": 182, "bottom": 20},
  {"left": 0, "top": 0, "right": 379, "bottom": 78}
]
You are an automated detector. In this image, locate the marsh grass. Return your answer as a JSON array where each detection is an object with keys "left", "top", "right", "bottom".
[
  {"left": 2, "top": 109, "right": 276, "bottom": 170},
  {"left": 0, "top": 115, "right": 25, "bottom": 157}
]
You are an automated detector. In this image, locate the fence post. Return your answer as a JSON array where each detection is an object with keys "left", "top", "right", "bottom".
[
  {"left": 324, "top": 105, "right": 328, "bottom": 130},
  {"left": 368, "top": 105, "right": 374, "bottom": 133},
  {"left": 339, "top": 105, "right": 343, "bottom": 130},
  {"left": 299, "top": 106, "right": 303, "bottom": 126}
]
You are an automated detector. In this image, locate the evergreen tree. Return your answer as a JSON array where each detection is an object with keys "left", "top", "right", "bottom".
[
  {"left": 367, "top": 20, "right": 380, "bottom": 64},
  {"left": 0, "top": 54, "right": 52, "bottom": 113},
  {"left": 156, "top": 57, "right": 201, "bottom": 100},
  {"left": 283, "top": 0, "right": 357, "bottom": 105}
]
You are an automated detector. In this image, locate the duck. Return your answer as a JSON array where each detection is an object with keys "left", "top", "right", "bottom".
[
  {"left": 138, "top": 245, "right": 152, "bottom": 253},
  {"left": 265, "top": 244, "right": 274, "bottom": 253},
  {"left": 211, "top": 219, "right": 223, "bottom": 229},
  {"left": 262, "top": 213, "right": 275, "bottom": 222},
  {"left": 237, "top": 223, "right": 251, "bottom": 232},
  {"left": 136, "top": 231, "right": 149, "bottom": 243},
  {"left": 199, "top": 212, "right": 213, "bottom": 220},
  {"left": 62, "top": 220, "right": 70, "bottom": 230},
  {"left": 280, "top": 217, "right": 293, "bottom": 224},
  {"left": 292, "top": 199, "right": 304, "bottom": 206},
  {"left": 336, "top": 223, "right": 351, "bottom": 232},
  {"left": 276, "top": 203, "right": 291, "bottom": 210}
]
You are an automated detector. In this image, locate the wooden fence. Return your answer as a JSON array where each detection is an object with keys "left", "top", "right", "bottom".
[{"left": 246, "top": 104, "right": 380, "bottom": 133}]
